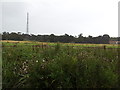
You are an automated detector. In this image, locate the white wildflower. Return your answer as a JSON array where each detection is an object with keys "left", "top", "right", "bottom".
[
  {"left": 43, "top": 59, "right": 45, "bottom": 62},
  {"left": 36, "top": 60, "right": 38, "bottom": 62}
]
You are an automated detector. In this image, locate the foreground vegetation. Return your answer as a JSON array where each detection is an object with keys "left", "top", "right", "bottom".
[{"left": 2, "top": 41, "right": 120, "bottom": 88}]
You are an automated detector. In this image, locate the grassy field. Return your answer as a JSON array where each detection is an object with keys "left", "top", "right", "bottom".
[
  {"left": 1, "top": 40, "right": 119, "bottom": 48},
  {"left": 1, "top": 40, "right": 120, "bottom": 88}
]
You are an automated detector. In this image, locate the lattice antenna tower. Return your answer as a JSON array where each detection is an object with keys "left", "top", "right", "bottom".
[{"left": 26, "top": 12, "right": 29, "bottom": 34}]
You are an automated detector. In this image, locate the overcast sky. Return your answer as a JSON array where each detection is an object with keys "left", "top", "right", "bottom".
[{"left": 1, "top": 0, "right": 119, "bottom": 37}]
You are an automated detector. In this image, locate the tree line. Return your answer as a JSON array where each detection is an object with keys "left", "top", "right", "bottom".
[{"left": 1, "top": 32, "right": 119, "bottom": 44}]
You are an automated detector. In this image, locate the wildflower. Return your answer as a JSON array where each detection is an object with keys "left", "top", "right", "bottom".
[{"left": 43, "top": 59, "right": 45, "bottom": 62}]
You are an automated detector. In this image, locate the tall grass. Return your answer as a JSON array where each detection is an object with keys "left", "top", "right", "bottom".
[{"left": 2, "top": 43, "right": 119, "bottom": 88}]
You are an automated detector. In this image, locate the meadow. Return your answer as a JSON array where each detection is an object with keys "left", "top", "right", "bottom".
[{"left": 1, "top": 41, "right": 120, "bottom": 88}]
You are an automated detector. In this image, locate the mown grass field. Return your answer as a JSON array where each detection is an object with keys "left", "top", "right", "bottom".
[
  {"left": 1, "top": 40, "right": 119, "bottom": 48},
  {"left": 1, "top": 40, "right": 120, "bottom": 88}
]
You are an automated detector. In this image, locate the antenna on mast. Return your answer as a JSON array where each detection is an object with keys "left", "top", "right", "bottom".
[{"left": 26, "top": 12, "right": 29, "bottom": 34}]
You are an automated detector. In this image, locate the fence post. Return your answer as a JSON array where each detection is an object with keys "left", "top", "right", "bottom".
[{"left": 103, "top": 45, "right": 106, "bottom": 50}]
